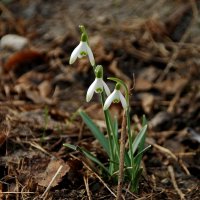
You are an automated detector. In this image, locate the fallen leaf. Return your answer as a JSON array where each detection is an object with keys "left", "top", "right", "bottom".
[
  {"left": 3, "top": 49, "right": 45, "bottom": 75},
  {"left": 37, "top": 159, "right": 70, "bottom": 188},
  {"left": 38, "top": 80, "right": 52, "bottom": 98},
  {"left": 141, "top": 93, "right": 155, "bottom": 113},
  {"left": 135, "top": 78, "right": 152, "bottom": 91},
  {"left": 154, "top": 78, "right": 188, "bottom": 94}
]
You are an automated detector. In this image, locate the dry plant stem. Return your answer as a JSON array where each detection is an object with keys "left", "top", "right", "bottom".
[
  {"left": 41, "top": 165, "right": 63, "bottom": 198},
  {"left": 116, "top": 111, "right": 127, "bottom": 200},
  {"left": 168, "top": 165, "right": 185, "bottom": 200},
  {"left": 148, "top": 140, "right": 190, "bottom": 175},
  {"left": 70, "top": 154, "right": 117, "bottom": 198},
  {"left": 83, "top": 174, "right": 92, "bottom": 200}
]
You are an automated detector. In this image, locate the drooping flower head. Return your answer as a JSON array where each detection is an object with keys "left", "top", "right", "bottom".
[
  {"left": 86, "top": 65, "right": 110, "bottom": 102},
  {"left": 103, "top": 83, "right": 127, "bottom": 110},
  {"left": 69, "top": 30, "right": 95, "bottom": 66}
]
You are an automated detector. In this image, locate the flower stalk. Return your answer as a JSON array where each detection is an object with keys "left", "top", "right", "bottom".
[{"left": 116, "top": 111, "right": 127, "bottom": 200}]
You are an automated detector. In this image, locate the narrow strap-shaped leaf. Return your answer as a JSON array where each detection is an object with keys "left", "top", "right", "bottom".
[
  {"left": 112, "top": 117, "right": 120, "bottom": 159},
  {"left": 79, "top": 110, "right": 110, "bottom": 155},
  {"left": 63, "top": 143, "right": 110, "bottom": 174},
  {"left": 133, "top": 145, "right": 151, "bottom": 165},
  {"left": 78, "top": 146, "right": 110, "bottom": 174},
  {"left": 136, "top": 116, "right": 148, "bottom": 164},
  {"left": 129, "top": 124, "right": 147, "bottom": 157},
  {"left": 63, "top": 143, "right": 77, "bottom": 151}
]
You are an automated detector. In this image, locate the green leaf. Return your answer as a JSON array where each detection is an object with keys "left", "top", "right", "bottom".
[
  {"left": 136, "top": 117, "right": 148, "bottom": 164},
  {"left": 79, "top": 110, "right": 110, "bottom": 155},
  {"left": 130, "top": 167, "right": 143, "bottom": 192},
  {"left": 142, "top": 115, "right": 147, "bottom": 126},
  {"left": 129, "top": 124, "right": 147, "bottom": 157},
  {"left": 112, "top": 117, "right": 120, "bottom": 158},
  {"left": 63, "top": 143, "right": 77, "bottom": 151},
  {"left": 133, "top": 145, "right": 151, "bottom": 165},
  {"left": 63, "top": 143, "right": 110, "bottom": 174},
  {"left": 78, "top": 147, "right": 110, "bottom": 174}
]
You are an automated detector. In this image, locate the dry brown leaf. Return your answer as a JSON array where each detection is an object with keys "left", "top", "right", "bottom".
[
  {"left": 109, "top": 60, "right": 131, "bottom": 89},
  {"left": 135, "top": 78, "right": 153, "bottom": 91},
  {"left": 37, "top": 159, "right": 70, "bottom": 188},
  {"left": 154, "top": 78, "right": 188, "bottom": 94},
  {"left": 38, "top": 80, "right": 52, "bottom": 98},
  {"left": 141, "top": 93, "right": 155, "bottom": 113},
  {"left": 85, "top": 104, "right": 104, "bottom": 121},
  {"left": 90, "top": 35, "right": 113, "bottom": 62},
  {"left": 3, "top": 49, "right": 45, "bottom": 73}
]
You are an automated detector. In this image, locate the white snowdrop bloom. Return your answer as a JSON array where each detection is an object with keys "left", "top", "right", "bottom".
[
  {"left": 86, "top": 78, "right": 110, "bottom": 102},
  {"left": 69, "top": 41, "right": 95, "bottom": 66},
  {"left": 103, "top": 87, "right": 127, "bottom": 110}
]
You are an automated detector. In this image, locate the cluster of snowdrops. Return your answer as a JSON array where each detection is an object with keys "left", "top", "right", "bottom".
[{"left": 64, "top": 25, "right": 150, "bottom": 193}]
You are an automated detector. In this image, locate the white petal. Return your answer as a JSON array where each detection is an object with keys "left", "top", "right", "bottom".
[
  {"left": 69, "top": 43, "right": 82, "bottom": 64},
  {"left": 86, "top": 44, "right": 95, "bottom": 66},
  {"left": 103, "top": 90, "right": 118, "bottom": 110},
  {"left": 102, "top": 81, "right": 110, "bottom": 96},
  {"left": 86, "top": 79, "right": 98, "bottom": 102},
  {"left": 119, "top": 91, "right": 127, "bottom": 109},
  {"left": 94, "top": 78, "right": 103, "bottom": 92},
  {"left": 80, "top": 42, "right": 88, "bottom": 52},
  {"left": 77, "top": 42, "right": 87, "bottom": 58}
]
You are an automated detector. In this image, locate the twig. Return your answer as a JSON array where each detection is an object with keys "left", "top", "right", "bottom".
[
  {"left": 178, "top": 159, "right": 190, "bottom": 176},
  {"left": 92, "top": 170, "right": 117, "bottom": 198},
  {"left": 148, "top": 140, "right": 191, "bottom": 175},
  {"left": 83, "top": 173, "right": 92, "bottom": 200},
  {"left": 41, "top": 165, "right": 63, "bottom": 198},
  {"left": 167, "top": 87, "right": 183, "bottom": 113},
  {"left": 168, "top": 165, "right": 185, "bottom": 200},
  {"left": 24, "top": 141, "right": 53, "bottom": 157},
  {"left": 70, "top": 154, "right": 117, "bottom": 198},
  {"left": 116, "top": 111, "right": 127, "bottom": 200},
  {"left": 147, "top": 141, "right": 177, "bottom": 161}
]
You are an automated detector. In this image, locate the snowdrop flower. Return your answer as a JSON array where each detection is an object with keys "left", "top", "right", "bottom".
[
  {"left": 103, "top": 83, "right": 127, "bottom": 110},
  {"left": 86, "top": 65, "right": 110, "bottom": 102},
  {"left": 69, "top": 33, "right": 95, "bottom": 66}
]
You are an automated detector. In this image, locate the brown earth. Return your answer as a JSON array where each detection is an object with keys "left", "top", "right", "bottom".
[{"left": 0, "top": 0, "right": 200, "bottom": 199}]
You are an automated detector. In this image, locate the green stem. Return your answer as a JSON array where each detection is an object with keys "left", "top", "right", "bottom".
[
  {"left": 100, "top": 92, "right": 115, "bottom": 174},
  {"left": 126, "top": 107, "right": 134, "bottom": 182},
  {"left": 126, "top": 108, "right": 133, "bottom": 160}
]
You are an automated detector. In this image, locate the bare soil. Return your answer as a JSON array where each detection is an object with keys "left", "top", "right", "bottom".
[{"left": 0, "top": 0, "right": 200, "bottom": 199}]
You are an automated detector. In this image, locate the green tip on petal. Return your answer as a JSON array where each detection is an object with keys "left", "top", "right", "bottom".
[
  {"left": 79, "top": 25, "right": 85, "bottom": 33},
  {"left": 81, "top": 33, "right": 87, "bottom": 42},
  {"left": 115, "top": 83, "right": 121, "bottom": 90},
  {"left": 95, "top": 65, "right": 103, "bottom": 78}
]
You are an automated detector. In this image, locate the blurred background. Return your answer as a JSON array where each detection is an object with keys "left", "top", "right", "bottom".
[{"left": 0, "top": 0, "right": 200, "bottom": 199}]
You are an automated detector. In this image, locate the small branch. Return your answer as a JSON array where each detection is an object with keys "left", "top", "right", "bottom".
[
  {"left": 83, "top": 174, "right": 92, "bottom": 200},
  {"left": 78, "top": 155, "right": 117, "bottom": 198},
  {"left": 168, "top": 165, "right": 185, "bottom": 200},
  {"left": 41, "top": 165, "right": 63, "bottom": 198},
  {"left": 116, "top": 111, "right": 127, "bottom": 200}
]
